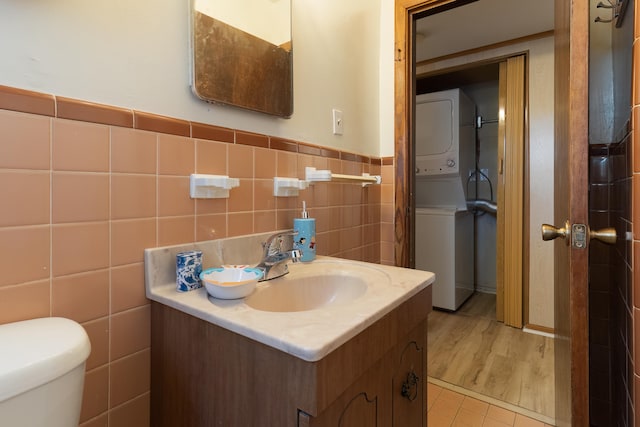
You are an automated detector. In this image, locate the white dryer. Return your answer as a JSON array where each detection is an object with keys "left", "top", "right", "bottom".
[
  {"left": 415, "top": 207, "right": 474, "bottom": 311},
  {"left": 414, "top": 88, "right": 476, "bottom": 311}
]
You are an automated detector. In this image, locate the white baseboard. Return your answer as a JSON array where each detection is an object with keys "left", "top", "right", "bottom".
[{"left": 522, "top": 326, "right": 555, "bottom": 338}]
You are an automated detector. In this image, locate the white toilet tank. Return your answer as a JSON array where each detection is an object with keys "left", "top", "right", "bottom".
[{"left": 0, "top": 317, "right": 91, "bottom": 427}]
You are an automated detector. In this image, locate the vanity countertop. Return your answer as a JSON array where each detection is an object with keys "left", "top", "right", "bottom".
[{"left": 145, "top": 235, "right": 434, "bottom": 362}]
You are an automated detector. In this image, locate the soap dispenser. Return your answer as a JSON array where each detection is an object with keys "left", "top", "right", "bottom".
[{"left": 293, "top": 201, "right": 316, "bottom": 262}]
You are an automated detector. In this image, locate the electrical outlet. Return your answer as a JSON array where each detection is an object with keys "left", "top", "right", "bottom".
[{"left": 332, "top": 109, "right": 343, "bottom": 135}]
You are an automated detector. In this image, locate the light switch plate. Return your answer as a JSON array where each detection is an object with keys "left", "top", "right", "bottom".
[{"left": 332, "top": 109, "right": 343, "bottom": 135}]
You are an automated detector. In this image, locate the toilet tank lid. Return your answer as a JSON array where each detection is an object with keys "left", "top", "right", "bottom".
[{"left": 0, "top": 317, "right": 91, "bottom": 402}]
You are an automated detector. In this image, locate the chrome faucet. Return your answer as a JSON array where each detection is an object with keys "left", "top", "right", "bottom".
[{"left": 256, "top": 230, "right": 301, "bottom": 281}]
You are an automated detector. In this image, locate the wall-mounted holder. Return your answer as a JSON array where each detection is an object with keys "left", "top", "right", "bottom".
[
  {"left": 305, "top": 167, "right": 382, "bottom": 187},
  {"left": 594, "top": 0, "right": 629, "bottom": 27},
  {"left": 273, "top": 177, "right": 310, "bottom": 197},
  {"left": 190, "top": 174, "right": 240, "bottom": 199}
]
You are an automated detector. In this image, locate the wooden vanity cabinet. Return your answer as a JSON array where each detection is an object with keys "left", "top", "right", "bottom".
[
  {"left": 298, "top": 321, "right": 427, "bottom": 427},
  {"left": 151, "top": 286, "right": 431, "bottom": 427}
]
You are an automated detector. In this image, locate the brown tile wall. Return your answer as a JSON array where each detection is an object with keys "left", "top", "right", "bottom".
[
  {"left": 588, "top": 145, "right": 614, "bottom": 426},
  {"left": 589, "top": 139, "right": 633, "bottom": 426},
  {"left": 615, "top": 138, "right": 634, "bottom": 427},
  {"left": 0, "top": 85, "right": 389, "bottom": 426},
  {"left": 632, "top": 3, "right": 640, "bottom": 427},
  {"left": 588, "top": 4, "right": 639, "bottom": 427}
]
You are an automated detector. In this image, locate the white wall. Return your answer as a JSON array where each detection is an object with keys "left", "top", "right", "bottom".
[
  {"left": 417, "top": 36, "right": 556, "bottom": 329},
  {"left": 465, "top": 82, "right": 499, "bottom": 295},
  {"left": 0, "top": 0, "right": 391, "bottom": 157}
]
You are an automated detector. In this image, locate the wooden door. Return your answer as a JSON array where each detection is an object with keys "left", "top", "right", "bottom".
[
  {"left": 394, "top": 0, "right": 590, "bottom": 424},
  {"left": 552, "top": 0, "right": 590, "bottom": 425}
]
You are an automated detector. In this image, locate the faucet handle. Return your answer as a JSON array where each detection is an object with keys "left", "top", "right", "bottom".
[
  {"left": 262, "top": 230, "right": 297, "bottom": 255},
  {"left": 263, "top": 235, "right": 284, "bottom": 256}
]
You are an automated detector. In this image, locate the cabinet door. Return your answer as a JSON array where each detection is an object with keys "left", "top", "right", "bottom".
[
  {"left": 298, "top": 357, "right": 391, "bottom": 427},
  {"left": 299, "top": 393, "right": 378, "bottom": 427},
  {"left": 392, "top": 323, "right": 427, "bottom": 427}
]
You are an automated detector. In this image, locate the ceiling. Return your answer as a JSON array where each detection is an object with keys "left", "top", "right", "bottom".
[{"left": 415, "top": 0, "right": 555, "bottom": 63}]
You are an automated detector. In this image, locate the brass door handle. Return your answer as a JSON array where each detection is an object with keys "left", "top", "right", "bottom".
[
  {"left": 541, "top": 221, "right": 570, "bottom": 244},
  {"left": 589, "top": 227, "right": 616, "bottom": 245},
  {"left": 542, "top": 222, "right": 616, "bottom": 247}
]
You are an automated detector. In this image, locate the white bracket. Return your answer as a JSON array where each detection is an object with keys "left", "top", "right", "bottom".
[
  {"left": 273, "top": 177, "right": 310, "bottom": 197},
  {"left": 305, "top": 167, "right": 332, "bottom": 182},
  {"left": 190, "top": 174, "right": 240, "bottom": 199},
  {"left": 305, "top": 167, "right": 382, "bottom": 187}
]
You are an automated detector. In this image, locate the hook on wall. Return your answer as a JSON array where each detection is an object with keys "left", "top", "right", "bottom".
[
  {"left": 594, "top": 0, "right": 630, "bottom": 27},
  {"left": 594, "top": 16, "right": 613, "bottom": 23}
]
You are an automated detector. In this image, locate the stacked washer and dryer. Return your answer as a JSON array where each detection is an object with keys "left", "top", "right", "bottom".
[{"left": 415, "top": 88, "right": 476, "bottom": 311}]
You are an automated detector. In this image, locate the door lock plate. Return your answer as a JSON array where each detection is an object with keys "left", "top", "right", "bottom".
[{"left": 572, "top": 224, "right": 587, "bottom": 249}]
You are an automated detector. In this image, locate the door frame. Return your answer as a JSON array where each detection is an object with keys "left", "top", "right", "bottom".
[
  {"left": 394, "top": 0, "right": 528, "bottom": 326},
  {"left": 393, "top": 0, "right": 502, "bottom": 269},
  {"left": 394, "top": 0, "right": 467, "bottom": 268}
]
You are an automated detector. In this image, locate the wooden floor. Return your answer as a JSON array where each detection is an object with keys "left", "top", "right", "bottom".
[{"left": 427, "top": 292, "right": 555, "bottom": 422}]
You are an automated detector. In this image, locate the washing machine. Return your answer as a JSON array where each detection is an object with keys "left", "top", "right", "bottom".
[
  {"left": 414, "top": 88, "right": 476, "bottom": 311},
  {"left": 415, "top": 207, "right": 474, "bottom": 311}
]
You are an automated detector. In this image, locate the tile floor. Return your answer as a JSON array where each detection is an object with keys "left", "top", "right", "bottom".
[{"left": 427, "top": 382, "right": 555, "bottom": 427}]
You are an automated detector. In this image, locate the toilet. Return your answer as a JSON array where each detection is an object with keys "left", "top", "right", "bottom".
[{"left": 0, "top": 317, "right": 91, "bottom": 427}]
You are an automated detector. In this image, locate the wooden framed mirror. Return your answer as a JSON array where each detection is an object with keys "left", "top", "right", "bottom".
[{"left": 190, "top": 0, "right": 293, "bottom": 117}]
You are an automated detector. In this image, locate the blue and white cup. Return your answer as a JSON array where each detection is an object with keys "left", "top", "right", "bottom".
[{"left": 176, "top": 250, "right": 203, "bottom": 292}]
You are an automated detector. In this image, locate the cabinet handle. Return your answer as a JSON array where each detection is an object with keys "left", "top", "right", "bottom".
[{"left": 400, "top": 369, "right": 419, "bottom": 401}]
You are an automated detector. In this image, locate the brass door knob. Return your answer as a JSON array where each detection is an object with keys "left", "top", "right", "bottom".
[
  {"left": 542, "top": 222, "right": 617, "bottom": 247},
  {"left": 541, "top": 221, "right": 570, "bottom": 244},
  {"left": 589, "top": 227, "right": 616, "bottom": 245}
]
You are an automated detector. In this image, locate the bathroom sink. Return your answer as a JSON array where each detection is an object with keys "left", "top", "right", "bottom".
[
  {"left": 245, "top": 261, "right": 386, "bottom": 312},
  {"left": 145, "top": 233, "right": 434, "bottom": 361}
]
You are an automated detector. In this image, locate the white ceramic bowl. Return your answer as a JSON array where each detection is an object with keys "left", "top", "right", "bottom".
[{"left": 200, "top": 267, "right": 263, "bottom": 300}]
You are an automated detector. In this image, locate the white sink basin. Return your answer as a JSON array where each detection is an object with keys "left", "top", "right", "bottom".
[
  {"left": 245, "top": 261, "right": 386, "bottom": 312},
  {"left": 145, "top": 234, "right": 434, "bottom": 361}
]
